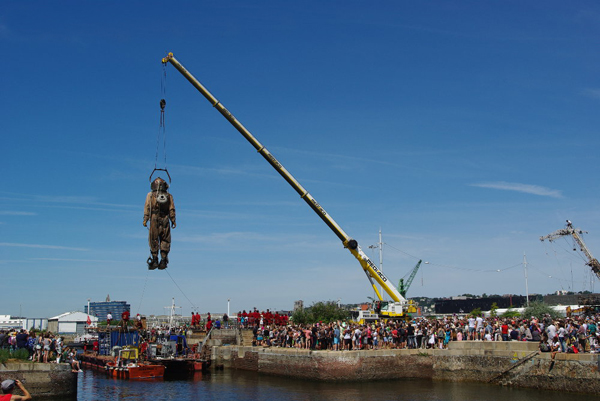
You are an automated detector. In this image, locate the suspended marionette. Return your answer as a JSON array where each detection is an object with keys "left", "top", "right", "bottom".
[{"left": 143, "top": 177, "right": 176, "bottom": 269}]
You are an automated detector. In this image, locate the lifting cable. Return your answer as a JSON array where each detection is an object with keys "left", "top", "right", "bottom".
[
  {"left": 150, "top": 63, "right": 171, "bottom": 183},
  {"left": 164, "top": 269, "right": 198, "bottom": 311},
  {"left": 136, "top": 268, "right": 151, "bottom": 316}
]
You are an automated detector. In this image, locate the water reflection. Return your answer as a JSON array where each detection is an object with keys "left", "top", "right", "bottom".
[{"left": 47, "top": 368, "right": 585, "bottom": 401}]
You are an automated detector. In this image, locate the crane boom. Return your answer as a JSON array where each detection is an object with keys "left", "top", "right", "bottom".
[
  {"left": 161, "top": 53, "right": 408, "bottom": 309},
  {"left": 398, "top": 260, "right": 422, "bottom": 298},
  {"left": 540, "top": 222, "right": 600, "bottom": 280}
]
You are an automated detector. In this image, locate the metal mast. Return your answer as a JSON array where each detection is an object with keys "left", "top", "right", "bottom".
[
  {"left": 378, "top": 229, "right": 383, "bottom": 272},
  {"left": 523, "top": 253, "right": 529, "bottom": 307}
]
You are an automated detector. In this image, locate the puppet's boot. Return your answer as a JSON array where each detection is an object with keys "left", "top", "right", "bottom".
[
  {"left": 159, "top": 252, "right": 169, "bottom": 270},
  {"left": 148, "top": 254, "right": 159, "bottom": 270}
]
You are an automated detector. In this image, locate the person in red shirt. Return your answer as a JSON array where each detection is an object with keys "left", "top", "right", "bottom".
[
  {"left": 121, "top": 310, "right": 130, "bottom": 331},
  {"left": 140, "top": 341, "right": 148, "bottom": 360},
  {"left": 264, "top": 310, "right": 272, "bottom": 325},
  {"left": 501, "top": 321, "right": 509, "bottom": 341},
  {"left": 1, "top": 379, "right": 31, "bottom": 401}
]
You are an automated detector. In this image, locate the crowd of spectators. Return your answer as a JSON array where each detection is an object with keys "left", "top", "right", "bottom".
[
  {"left": 241, "top": 313, "right": 600, "bottom": 354},
  {"left": 179, "top": 307, "right": 600, "bottom": 355},
  {"left": 0, "top": 329, "right": 83, "bottom": 372},
  {"left": 188, "top": 308, "right": 290, "bottom": 332},
  {"left": 2, "top": 311, "right": 596, "bottom": 372},
  {"left": 236, "top": 309, "right": 290, "bottom": 328}
]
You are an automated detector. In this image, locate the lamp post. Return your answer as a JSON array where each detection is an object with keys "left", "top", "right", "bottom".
[
  {"left": 87, "top": 298, "right": 91, "bottom": 315},
  {"left": 227, "top": 299, "right": 230, "bottom": 317}
]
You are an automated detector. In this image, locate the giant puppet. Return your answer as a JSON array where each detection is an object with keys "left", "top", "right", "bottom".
[{"left": 143, "top": 177, "right": 176, "bottom": 269}]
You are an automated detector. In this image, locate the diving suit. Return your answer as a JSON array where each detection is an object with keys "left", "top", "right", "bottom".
[{"left": 143, "top": 177, "right": 176, "bottom": 269}]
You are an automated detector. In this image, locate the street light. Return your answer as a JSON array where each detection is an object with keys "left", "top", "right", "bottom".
[{"left": 227, "top": 299, "right": 230, "bottom": 317}]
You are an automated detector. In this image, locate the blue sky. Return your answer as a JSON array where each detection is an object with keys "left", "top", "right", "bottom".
[{"left": 3, "top": 1, "right": 600, "bottom": 318}]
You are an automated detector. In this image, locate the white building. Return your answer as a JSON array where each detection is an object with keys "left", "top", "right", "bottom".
[
  {"left": 48, "top": 311, "right": 98, "bottom": 335},
  {"left": 484, "top": 305, "right": 578, "bottom": 318},
  {"left": 24, "top": 318, "right": 48, "bottom": 331},
  {"left": 0, "top": 315, "right": 24, "bottom": 330}
]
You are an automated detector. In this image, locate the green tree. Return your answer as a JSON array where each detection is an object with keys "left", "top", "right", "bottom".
[
  {"left": 522, "top": 301, "right": 561, "bottom": 320},
  {"left": 291, "top": 301, "right": 349, "bottom": 324},
  {"left": 470, "top": 307, "right": 482, "bottom": 317},
  {"left": 501, "top": 308, "right": 521, "bottom": 318},
  {"left": 490, "top": 302, "right": 498, "bottom": 317},
  {"left": 291, "top": 307, "right": 311, "bottom": 325}
]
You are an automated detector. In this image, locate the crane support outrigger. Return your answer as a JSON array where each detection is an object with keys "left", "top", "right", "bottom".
[{"left": 162, "top": 52, "right": 415, "bottom": 320}]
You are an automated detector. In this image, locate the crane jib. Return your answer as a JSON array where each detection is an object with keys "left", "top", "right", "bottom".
[{"left": 162, "top": 52, "right": 407, "bottom": 306}]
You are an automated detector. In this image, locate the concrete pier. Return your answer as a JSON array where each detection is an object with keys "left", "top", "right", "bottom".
[
  {"left": 213, "top": 341, "right": 600, "bottom": 394},
  {"left": 0, "top": 362, "right": 76, "bottom": 399}
]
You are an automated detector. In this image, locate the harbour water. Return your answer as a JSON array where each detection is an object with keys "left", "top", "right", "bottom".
[{"left": 50, "top": 368, "right": 585, "bottom": 400}]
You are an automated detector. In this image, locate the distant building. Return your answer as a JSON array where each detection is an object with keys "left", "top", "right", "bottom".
[
  {"left": 294, "top": 300, "right": 303, "bottom": 311},
  {"left": 48, "top": 311, "right": 98, "bottom": 335},
  {"left": 23, "top": 318, "right": 48, "bottom": 331},
  {"left": 435, "top": 295, "right": 528, "bottom": 315},
  {"left": 0, "top": 315, "right": 24, "bottom": 330},
  {"left": 86, "top": 301, "right": 130, "bottom": 322},
  {"left": 0, "top": 315, "right": 50, "bottom": 331}
]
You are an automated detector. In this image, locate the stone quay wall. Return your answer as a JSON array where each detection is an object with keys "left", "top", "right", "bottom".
[
  {"left": 212, "top": 341, "right": 600, "bottom": 394},
  {"left": 0, "top": 362, "right": 76, "bottom": 399}
]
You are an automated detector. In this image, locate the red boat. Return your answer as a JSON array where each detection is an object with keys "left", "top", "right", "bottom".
[{"left": 105, "top": 348, "right": 165, "bottom": 379}]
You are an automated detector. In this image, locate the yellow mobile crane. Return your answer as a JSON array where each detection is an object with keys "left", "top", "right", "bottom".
[{"left": 162, "top": 53, "right": 416, "bottom": 321}]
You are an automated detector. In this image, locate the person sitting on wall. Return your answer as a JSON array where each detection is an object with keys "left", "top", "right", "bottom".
[{"left": 65, "top": 348, "right": 82, "bottom": 372}]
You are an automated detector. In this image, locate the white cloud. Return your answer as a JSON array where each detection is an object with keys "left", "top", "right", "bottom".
[
  {"left": 470, "top": 181, "right": 562, "bottom": 198},
  {"left": 33, "top": 258, "right": 135, "bottom": 264},
  {"left": 582, "top": 88, "right": 600, "bottom": 99},
  {"left": 0, "top": 243, "right": 89, "bottom": 251},
  {"left": 0, "top": 211, "right": 37, "bottom": 216}
]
